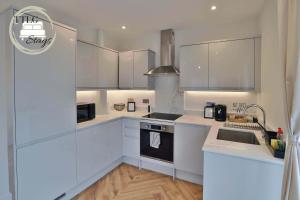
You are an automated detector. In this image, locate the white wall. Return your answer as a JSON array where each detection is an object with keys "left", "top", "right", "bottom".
[{"left": 258, "top": 0, "right": 288, "bottom": 131}]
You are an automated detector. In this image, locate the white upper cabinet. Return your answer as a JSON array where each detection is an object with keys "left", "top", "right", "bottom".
[
  {"left": 209, "top": 39, "right": 255, "bottom": 90},
  {"left": 99, "top": 48, "right": 119, "bottom": 88},
  {"left": 180, "top": 44, "right": 209, "bottom": 89},
  {"left": 15, "top": 24, "right": 76, "bottom": 146},
  {"left": 179, "top": 38, "right": 258, "bottom": 90},
  {"left": 133, "top": 51, "right": 155, "bottom": 88},
  {"left": 76, "top": 41, "right": 99, "bottom": 88},
  {"left": 119, "top": 50, "right": 155, "bottom": 89},
  {"left": 119, "top": 51, "right": 134, "bottom": 88},
  {"left": 76, "top": 41, "right": 119, "bottom": 89}
]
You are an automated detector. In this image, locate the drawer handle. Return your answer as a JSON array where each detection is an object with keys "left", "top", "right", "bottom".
[{"left": 54, "top": 193, "right": 66, "bottom": 200}]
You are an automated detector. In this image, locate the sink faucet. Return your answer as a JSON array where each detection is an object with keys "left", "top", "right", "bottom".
[{"left": 244, "top": 104, "right": 266, "bottom": 128}]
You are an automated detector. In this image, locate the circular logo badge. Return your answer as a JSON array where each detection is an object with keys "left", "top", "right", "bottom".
[{"left": 9, "top": 6, "right": 56, "bottom": 55}]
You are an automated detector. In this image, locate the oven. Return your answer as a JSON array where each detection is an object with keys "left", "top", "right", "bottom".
[{"left": 140, "top": 121, "right": 174, "bottom": 163}]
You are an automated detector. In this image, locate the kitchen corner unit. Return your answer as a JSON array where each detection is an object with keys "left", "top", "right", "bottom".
[{"left": 119, "top": 50, "right": 155, "bottom": 89}]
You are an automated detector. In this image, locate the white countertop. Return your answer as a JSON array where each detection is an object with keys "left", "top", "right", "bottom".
[
  {"left": 76, "top": 111, "right": 147, "bottom": 130},
  {"left": 77, "top": 112, "right": 284, "bottom": 165}
]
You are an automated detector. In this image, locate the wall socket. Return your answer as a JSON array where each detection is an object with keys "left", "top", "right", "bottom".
[{"left": 142, "top": 99, "right": 150, "bottom": 104}]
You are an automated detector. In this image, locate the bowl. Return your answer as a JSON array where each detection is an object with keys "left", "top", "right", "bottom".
[{"left": 114, "top": 103, "right": 125, "bottom": 111}]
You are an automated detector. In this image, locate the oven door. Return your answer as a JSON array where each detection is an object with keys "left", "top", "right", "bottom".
[{"left": 140, "top": 129, "right": 174, "bottom": 162}]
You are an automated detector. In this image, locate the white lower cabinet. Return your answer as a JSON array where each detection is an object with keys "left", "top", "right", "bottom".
[
  {"left": 76, "top": 120, "right": 122, "bottom": 183},
  {"left": 17, "top": 133, "right": 77, "bottom": 200},
  {"left": 174, "top": 124, "right": 209, "bottom": 175},
  {"left": 108, "top": 120, "right": 123, "bottom": 161},
  {"left": 122, "top": 119, "right": 140, "bottom": 158},
  {"left": 204, "top": 152, "right": 283, "bottom": 200}
]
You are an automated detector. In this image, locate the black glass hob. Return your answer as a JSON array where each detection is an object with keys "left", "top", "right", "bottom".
[{"left": 142, "top": 112, "right": 182, "bottom": 121}]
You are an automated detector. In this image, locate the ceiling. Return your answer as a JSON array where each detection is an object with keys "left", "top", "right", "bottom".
[{"left": 1, "top": 0, "right": 265, "bottom": 37}]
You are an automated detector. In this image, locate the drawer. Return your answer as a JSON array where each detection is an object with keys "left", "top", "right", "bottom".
[
  {"left": 123, "top": 127, "right": 139, "bottom": 139},
  {"left": 123, "top": 119, "right": 140, "bottom": 129},
  {"left": 123, "top": 136, "right": 139, "bottom": 158}
]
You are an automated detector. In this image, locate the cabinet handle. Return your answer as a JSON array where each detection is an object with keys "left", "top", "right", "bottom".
[{"left": 54, "top": 193, "right": 66, "bottom": 200}]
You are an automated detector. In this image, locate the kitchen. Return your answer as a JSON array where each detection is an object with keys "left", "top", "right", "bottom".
[{"left": 0, "top": 0, "right": 299, "bottom": 200}]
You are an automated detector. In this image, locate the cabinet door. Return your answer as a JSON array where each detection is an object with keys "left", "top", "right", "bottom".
[
  {"left": 133, "top": 51, "right": 149, "bottom": 88},
  {"left": 99, "top": 48, "right": 118, "bottom": 88},
  {"left": 76, "top": 41, "right": 99, "bottom": 88},
  {"left": 123, "top": 119, "right": 140, "bottom": 158},
  {"left": 76, "top": 120, "right": 122, "bottom": 183},
  {"left": 17, "top": 134, "right": 77, "bottom": 200},
  {"left": 15, "top": 24, "right": 76, "bottom": 146},
  {"left": 209, "top": 39, "right": 255, "bottom": 89},
  {"left": 119, "top": 51, "right": 134, "bottom": 88},
  {"left": 122, "top": 119, "right": 140, "bottom": 158},
  {"left": 77, "top": 125, "right": 110, "bottom": 183},
  {"left": 175, "top": 124, "right": 209, "bottom": 175},
  {"left": 180, "top": 44, "right": 209, "bottom": 89},
  {"left": 107, "top": 120, "right": 123, "bottom": 162}
]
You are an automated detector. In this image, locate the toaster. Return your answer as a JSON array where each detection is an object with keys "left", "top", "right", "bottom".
[{"left": 215, "top": 104, "right": 227, "bottom": 121}]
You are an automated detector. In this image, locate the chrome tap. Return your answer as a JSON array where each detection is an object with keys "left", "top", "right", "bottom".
[{"left": 244, "top": 104, "right": 266, "bottom": 128}]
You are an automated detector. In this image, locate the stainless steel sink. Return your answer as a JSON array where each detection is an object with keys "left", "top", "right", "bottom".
[{"left": 217, "top": 129, "right": 260, "bottom": 145}]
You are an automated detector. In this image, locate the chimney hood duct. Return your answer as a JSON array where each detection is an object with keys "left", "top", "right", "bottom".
[{"left": 144, "top": 29, "right": 179, "bottom": 76}]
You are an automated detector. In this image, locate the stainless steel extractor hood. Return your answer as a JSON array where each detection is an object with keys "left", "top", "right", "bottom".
[{"left": 144, "top": 29, "right": 179, "bottom": 76}]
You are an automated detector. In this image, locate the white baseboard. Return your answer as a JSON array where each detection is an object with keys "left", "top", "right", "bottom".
[
  {"left": 176, "top": 170, "right": 203, "bottom": 185},
  {"left": 123, "top": 156, "right": 203, "bottom": 185},
  {"left": 0, "top": 193, "right": 12, "bottom": 200}
]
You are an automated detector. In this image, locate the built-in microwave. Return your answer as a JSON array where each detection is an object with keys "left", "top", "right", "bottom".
[{"left": 77, "top": 103, "right": 95, "bottom": 123}]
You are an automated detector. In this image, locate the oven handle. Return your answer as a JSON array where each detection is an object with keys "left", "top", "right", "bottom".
[{"left": 140, "top": 128, "right": 174, "bottom": 134}]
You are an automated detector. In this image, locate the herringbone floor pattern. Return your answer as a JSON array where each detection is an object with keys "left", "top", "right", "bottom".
[{"left": 73, "top": 164, "right": 203, "bottom": 200}]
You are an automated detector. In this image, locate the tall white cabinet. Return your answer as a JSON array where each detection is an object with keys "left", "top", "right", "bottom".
[
  {"left": 179, "top": 37, "right": 259, "bottom": 90},
  {"left": 14, "top": 23, "right": 77, "bottom": 200},
  {"left": 119, "top": 50, "right": 155, "bottom": 89},
  {"left": 76, "top": 41, "right": 119, "bottom": 89}
]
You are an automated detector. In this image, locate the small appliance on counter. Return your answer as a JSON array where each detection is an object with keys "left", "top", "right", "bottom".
[
  {"left": 215, "top": 104, "right": 227, "bottom": 121},
  {"left": 204, "top": 102, "right": 215, "bottom": 119},
  {"left": 127, "top": 98, "right": 136, "bottom": 112},
  {"left": 77, "top": 103, "right": 95, "bottom": 123}
]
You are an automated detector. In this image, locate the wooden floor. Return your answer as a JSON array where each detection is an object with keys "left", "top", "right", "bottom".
[{"left": 73, "top": 164, "right": 203, "bottom": 200}]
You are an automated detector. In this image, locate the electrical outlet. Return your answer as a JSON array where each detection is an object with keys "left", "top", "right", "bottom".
[{"left": 142, "top": 99, "right": 149, "bottom": 104}]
